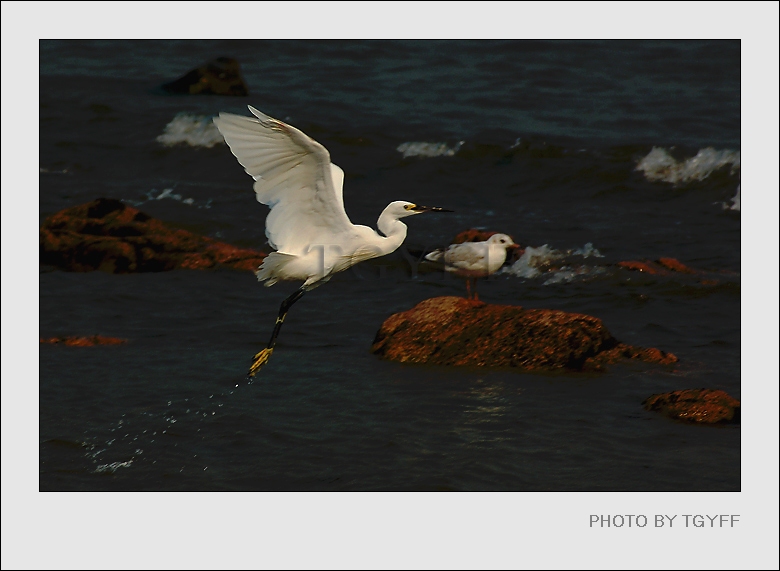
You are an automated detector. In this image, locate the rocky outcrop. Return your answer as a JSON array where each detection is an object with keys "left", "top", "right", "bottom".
[
  {"left": 40, "top": 198, "right": 266, "bottom": 273},
  {"left": 643, "top": 389, "right": 740, "bottom": 424},
  {"left": 160, "top": 56, "right": 249, "bottom": 96},
  {"left": 40, "top": 335, "right": 126, "bottom": 346},
  {"left": 371, "top": 296, "right": 677, "bottom": 372}
]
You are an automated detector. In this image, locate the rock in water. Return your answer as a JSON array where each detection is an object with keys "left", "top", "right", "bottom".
[
  {"left": 40, "top": 198, "right": 266, "bottom": 273},
  {"left": 161, "top": 57, "right": 249, "bottom": 96},
  {"left": 40, "top": 335, "right": 127, "bottom": 346},
  {"left": 643, "top": 389, "right": 740, "bottom": 424},
  {"left": 371, "top": 296, "right": 677, "bottom": 372}
]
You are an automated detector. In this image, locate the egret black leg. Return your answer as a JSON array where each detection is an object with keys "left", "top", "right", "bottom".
[{"left": 247, "top": 287, "right": 307, "bottom": 378}]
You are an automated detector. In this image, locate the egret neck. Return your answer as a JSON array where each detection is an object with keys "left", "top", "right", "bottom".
[{"left": 376, "top": 206, "right": 409, "bottom": 256}]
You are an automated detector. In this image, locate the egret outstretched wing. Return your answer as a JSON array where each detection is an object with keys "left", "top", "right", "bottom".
[{"left": 213, "top": 106, "right": 354, "bottom": 255}]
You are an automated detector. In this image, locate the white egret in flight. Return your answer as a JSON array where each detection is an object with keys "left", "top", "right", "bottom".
[
  {"left": 213, "top": 106, "right": 452, "bottom": 378},
  {"left": 425, "top": 234, "right": 518, "bottom": 300}
]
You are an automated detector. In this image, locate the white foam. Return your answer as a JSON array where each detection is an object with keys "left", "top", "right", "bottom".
[
  {"left": 571, "top": 242, "right": 604, "bottom": 258},
  {"left": 123, "top": 188, "right": 212, "bottom": 209},
  {"left": 723, "top": 184, "right": 741, "bottom": 211},
  {"left": 502, "top": 244, "right": 563, "bottom": 278},
  {"left": 636, "top": 146, "right": 740, "bottom": 184},
  {"left": 154, "top": 188, "right": 182, "bottom": 201},
  {"left": 156, "top": 113, "right": 224, "bottom": 148},
  {"left": 39, "top": 167, "right": 70, "bottom": 174},
  {"left": 396, "top": 141, "right": 464, "bottom": 158},
  {"left": 502, "top": 243, "right": 607, "bottom": 284}
]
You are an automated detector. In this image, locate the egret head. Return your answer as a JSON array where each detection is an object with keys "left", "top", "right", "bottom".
[{"left": 390, "top": 201, "right": 454, "bottom": 219}]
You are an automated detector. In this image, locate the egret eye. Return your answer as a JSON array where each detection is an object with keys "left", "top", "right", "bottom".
[{"left": 404, "top": 204, "right": 414, "bottom": 210}]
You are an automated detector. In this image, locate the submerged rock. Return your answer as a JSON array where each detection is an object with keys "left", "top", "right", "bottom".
[
  {"left": 371, "top": 296, "right": 676, "bottom": 372},
  {"left": 643, "top": 389, "right": 740, "bottom": 424},
  {"left": 40, "top": 335, "right": 126, "bottom": 346},
  {"left": 161, "top": 56, "right": 249, "bottom": 96},
  {"left": 582, "top": 344, "right": 677, "bottom": 370},
  {"left": 40, "top": 198, "right": 266, "bottom": 273},
  {"left": 617, "top": 257, "right": 699, "bottom": 275}
]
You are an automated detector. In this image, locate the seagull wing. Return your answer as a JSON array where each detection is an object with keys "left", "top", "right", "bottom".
[
  {"left": 424, "top": 249, "right": 445, "bottom": 263},
  {"left": 443, "top": 242, "right": 491, "bottom": 271},
  {"left": 214, "top": 106, "right": 354, "bottom": 255}
]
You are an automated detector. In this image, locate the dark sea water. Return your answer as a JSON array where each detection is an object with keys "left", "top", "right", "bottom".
[{"left": 37, "top": 40, "right": 742, "bottom": 492}]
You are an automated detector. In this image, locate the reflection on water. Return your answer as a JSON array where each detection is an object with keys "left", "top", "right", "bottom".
[{"left": 455, "top": 380, "right": 513, "bottom": 445}]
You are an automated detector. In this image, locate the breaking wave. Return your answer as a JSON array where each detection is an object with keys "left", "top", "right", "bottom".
[
  {"left": 501, "top": 243, "right": 606, "bottom": 284},
  {"left": 156, "top": 113, "right": 224, "bottom": 148},
  {"left": 722, "top": 185, "right": 740, "bottom": 211},
  {"left": 123, "top": 188, "right": 212, "bottom": 209},
  {"left": 397, "top": 141, "right": 464, "bottom": 158},
  {"left": 635, "top": 146, "right": 740, "bottom": 184}
]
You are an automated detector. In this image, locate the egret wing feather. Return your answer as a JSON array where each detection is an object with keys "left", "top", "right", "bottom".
[{"left": 213, "top": 106, "right": 354, "bottom": 255}]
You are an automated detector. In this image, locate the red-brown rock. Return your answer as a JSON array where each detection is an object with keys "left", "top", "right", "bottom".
[
  {"left": 40, "top": 198, "right": 266, "bottom": 273},
  {"left": 40, "top": 335, "right": 127, "bottom": 346},
  {"left": 618, "top": 257, "right": 698, "bottom": 275},
  {"left": 371, "top": 296, "right": 677, "bottom": 372},
  {"left": 583, "top": 344, "right": 678, "bottom": 371},
  {"left": 643, "top": 389, "right": 740, "bottom": 424},
  {"left": 617, "top": 260, "right": 667, "bottom": 275},
  {"left": 656, "top": 257, "right": 696, "bottom": 273}
]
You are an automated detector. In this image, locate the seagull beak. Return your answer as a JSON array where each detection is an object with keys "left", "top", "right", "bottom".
[{"left": 411, "top": 205, "right": 454, "bottom": 213}]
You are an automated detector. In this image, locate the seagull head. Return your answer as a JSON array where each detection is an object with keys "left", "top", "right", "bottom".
[{"left": 487, "top": 233, "right": 520, "bottom": 250}]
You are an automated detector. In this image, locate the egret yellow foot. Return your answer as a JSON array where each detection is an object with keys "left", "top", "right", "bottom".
[{"left": 248, "top": 348, "right": 274, "bottom": 377}]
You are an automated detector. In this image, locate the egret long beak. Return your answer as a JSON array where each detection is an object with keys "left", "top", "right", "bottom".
[{"left": 411, "top": 205, "right": 454, "bottom": 213}]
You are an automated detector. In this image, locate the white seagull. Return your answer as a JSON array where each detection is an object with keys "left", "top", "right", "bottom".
[
  {"left": 425, "top": 233, "right": 518, "bottom": 300},
  {"left": 213, "top": 106, "right": 452, "bottom": 378}
]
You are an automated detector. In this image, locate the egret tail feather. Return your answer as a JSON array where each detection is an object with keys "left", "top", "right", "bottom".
[{"left": 256, "top": 252, "right": 297, "bottom": 286}]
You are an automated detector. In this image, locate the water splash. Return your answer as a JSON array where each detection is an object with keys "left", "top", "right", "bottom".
[
  {"left": 156, "top": 113, "right": 224, "bottom": 148},
  {"left": 502, "top": 243, "right": 606, "bottom": 284},
  {"left": 571, "top": 243, "right": 604, "bottom": 258},
  {"left": 503, "top": 245, "right": 563, "bottom": 278},
  {"left": 396, "top": 141, "right": 464, "bottom": 158},
  {"left": 94, "top": 460, "right": 133, "bottom": 474},
  {"left": 722, "top": 185, "right": 740, "bottom": 211},
  {"left": 636, "top": 146, "right": 740, "bottom": 184},
  {"left": 123, "top": 187, "right": 212, "bottom": 209}
]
